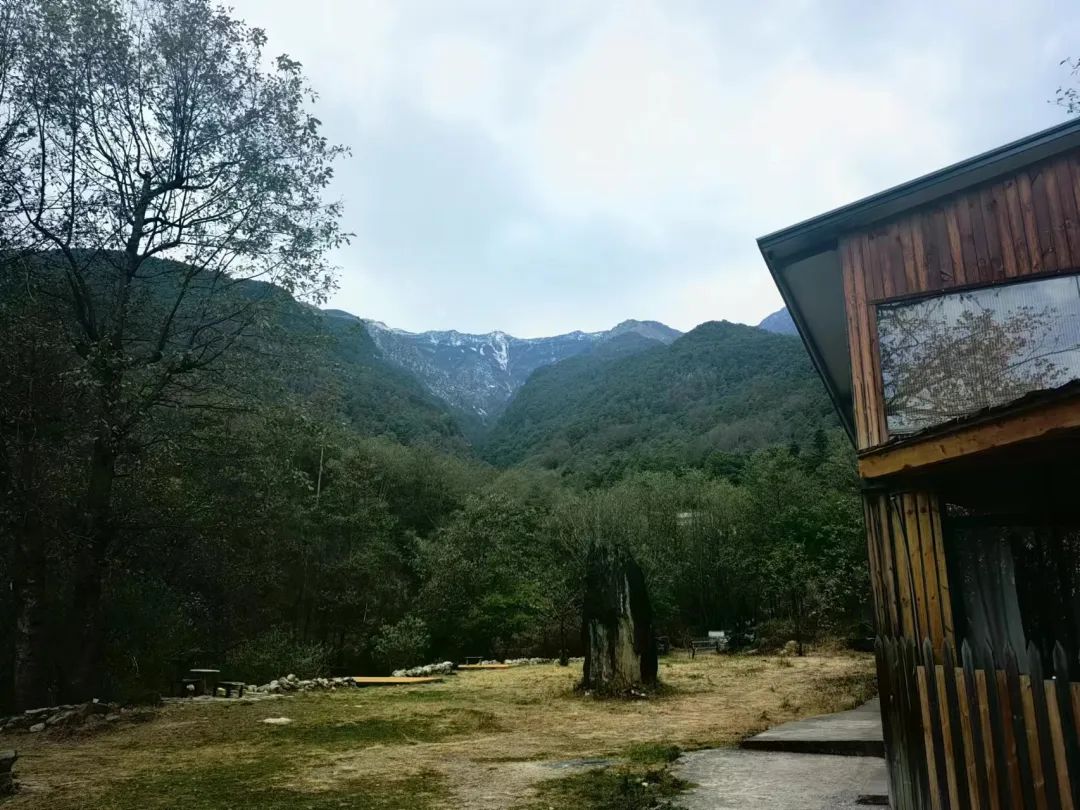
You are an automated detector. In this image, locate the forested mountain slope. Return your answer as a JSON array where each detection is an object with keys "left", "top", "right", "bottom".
[
  {"left": 8, "top": 254, "right": 467, "bottom": 452},
  {"left": 307, "top": 309, "right": 466, "bottom": 450},
  {"left": 362, "top": 317, "right": 681, "bottom": 423},
  {"left": 481, "top": 320, "right": 839, "bottom": 483}
]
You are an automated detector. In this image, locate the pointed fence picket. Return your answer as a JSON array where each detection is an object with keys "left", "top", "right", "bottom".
[{"left": 876, "top": 635, "right": 1080, "bottom": 810}]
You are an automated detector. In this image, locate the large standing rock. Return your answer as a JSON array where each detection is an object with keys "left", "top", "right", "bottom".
[{"left": 581, "top": 543, "right": 658, "bottom": 692}]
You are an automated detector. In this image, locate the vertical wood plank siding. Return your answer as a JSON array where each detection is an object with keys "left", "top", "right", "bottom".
[
  {"left": 864, "top": 491, "right": 954, "bottom": 650},
  {"left": 840, "top": 152, "right": 1080, "bottom": 450},
  {"left": 878, "top": 637, "right": 1080, "bottom": 810}
]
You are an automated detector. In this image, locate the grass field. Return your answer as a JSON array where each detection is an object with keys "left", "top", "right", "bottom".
[{"left": 1, "top": 651, "right": 875, "bottom": 809}]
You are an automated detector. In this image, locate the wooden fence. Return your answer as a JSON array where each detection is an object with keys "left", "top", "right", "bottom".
[{"left": 877, "top": 636, "right": 1080, "bottom": 809}]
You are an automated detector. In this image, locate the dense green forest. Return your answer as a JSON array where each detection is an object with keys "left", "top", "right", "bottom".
[
  {"left": 0, "top": 0, "right": 868, "bottom": 713},
  {"left": 481, "top": 321, "right": 841, "bottom": 485}
]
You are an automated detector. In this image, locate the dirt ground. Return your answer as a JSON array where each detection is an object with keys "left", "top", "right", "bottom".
[{"left": 0, "top": 651, "right": 875, "bottom": 809}]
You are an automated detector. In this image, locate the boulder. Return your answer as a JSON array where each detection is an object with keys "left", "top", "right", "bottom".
[
  {"left": 28, "top": 724, "right": 44, "bottom": 734},
  {"left": 580, "top": 543, "right": 658, "bottom": 693}
]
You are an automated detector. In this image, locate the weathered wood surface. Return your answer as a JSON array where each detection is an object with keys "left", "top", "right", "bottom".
[
  {"left": 877, "top": 635, "right": 1080, "bottom": 810},
  {"left": 351, "top": 676, "right": 443, "bottom": 685},
  {"left": 840, "top": 150, "right": 1080, "bottom": 451},
  {"left": 863, "top": 492, "right": 953, "bottom": 650},
  {"left": 858, "top": 397, "right": 1080, "bottom": 479}
]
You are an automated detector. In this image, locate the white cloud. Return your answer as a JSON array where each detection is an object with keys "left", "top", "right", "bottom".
[
  {"left": 513, "top": 1, "right": 961, "bottom": 240},
  {"left": 221, "top": 0, "right": 1077, "bottom": 333},
  {"left": 521, "top": 2, "right": 725, "bottom": 232},
  {"left": 410, "top": 33, "right": 508, "bottom": 129}
]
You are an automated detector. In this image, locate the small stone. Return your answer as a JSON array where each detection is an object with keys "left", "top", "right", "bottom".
[
  {"left": 45, "top": 711, "right": 72, "bottom": 727},
  {"left": 261, "top": 717, "right": 292, "bottom": 725},
  {"left": 104, "top": 714, "right": 120, "bottom": 723},
  {"left": 28, "top": 723, "right": 44, "bottom": 733}
]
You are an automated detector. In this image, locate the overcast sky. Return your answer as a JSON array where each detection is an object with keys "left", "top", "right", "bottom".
[{"left": 229, "top": 0, "right": 1077, "bottom": 337}]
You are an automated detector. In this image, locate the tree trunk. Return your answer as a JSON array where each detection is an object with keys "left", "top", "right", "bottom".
[
  {"left": 13, "top": 516, "right": 49, "bottom": 710},
  {"left": 581, "top": 543, "right": 658, "bottom": 692},
  {"left": 67, "top": 436, "right": 117, "bottom": 701}
]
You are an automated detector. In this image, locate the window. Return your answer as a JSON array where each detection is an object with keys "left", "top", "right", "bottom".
[{"left": 877, "top": 274, "right": 1080, "bottom": 436}]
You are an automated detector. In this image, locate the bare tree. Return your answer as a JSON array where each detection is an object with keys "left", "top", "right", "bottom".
[
  {"left": 1055, "top": 57, "right": 1080, "bottom": 115},
  {"left": 0, "top": 0, "right": 346, "bottom": 700}
]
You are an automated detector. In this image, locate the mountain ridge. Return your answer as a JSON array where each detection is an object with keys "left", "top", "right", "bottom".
[
  {"left": 356, "top": 316, "right": 682, "bottom": 423},
  {"left": 756, "top": 307, "right": 797, "bottom": 335}
]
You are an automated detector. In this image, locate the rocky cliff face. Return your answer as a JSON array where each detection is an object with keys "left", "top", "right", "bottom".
[{"left": 360, "top": 318, "right": 681, "bottom": 421}]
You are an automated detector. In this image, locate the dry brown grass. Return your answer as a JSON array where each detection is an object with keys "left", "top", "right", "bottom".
[{"left": 0, "top": 651, "right": 874, "bottom": 809}]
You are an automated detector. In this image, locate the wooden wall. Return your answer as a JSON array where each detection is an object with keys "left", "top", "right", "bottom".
[
  {"left": 878, "top": 636, "right": 1080, "bottom": 810},
  {"left": 865, "top": 491, "right": 954, "bottom": 651},
  {"left": 840, "top": 150, "right": 1080, "bottom": 450}
]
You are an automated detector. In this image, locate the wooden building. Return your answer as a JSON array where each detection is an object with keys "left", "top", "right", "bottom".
[{"left": 760, "top": 120, "right": 1080, "bottom": 809}]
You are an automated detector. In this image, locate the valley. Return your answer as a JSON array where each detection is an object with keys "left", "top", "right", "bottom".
[{"left": 306, "top": 306, "right": 828, "bottom": 484}]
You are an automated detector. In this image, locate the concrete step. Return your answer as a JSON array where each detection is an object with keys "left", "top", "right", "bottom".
[{"left": 739, "top": 699, "right": 884, "bottom": 757}]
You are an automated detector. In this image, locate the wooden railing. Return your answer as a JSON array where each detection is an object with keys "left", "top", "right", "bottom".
[{"left": 877, "top": 636, "right": 1080, "bottom": 809}]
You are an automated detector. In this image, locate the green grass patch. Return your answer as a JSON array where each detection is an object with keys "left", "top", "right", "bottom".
[
  {"left": 620, "top": 742, "right": 681, "bottom": 765},
  {"left": 269, "top": 715, "right": 445, "bottom": 747},
  {"left": 371, "top": 687, "right": 452, "bottom": 703},
  {"left": 268, "top": 708, "right": 503, "bottom": 748},
  {"left": 83, "top": 760, "right": 447, "bottom": 810},
  {"left": 524, "top": 766, "right": 688, "bottom": 810}
]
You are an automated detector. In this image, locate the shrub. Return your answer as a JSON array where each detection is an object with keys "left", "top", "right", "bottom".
[
  {"left": 373, "top": 616, "right": 430, "bottom": 672},
  {"left": 226, "top": 628, "right": 332, "bottom": 683}
]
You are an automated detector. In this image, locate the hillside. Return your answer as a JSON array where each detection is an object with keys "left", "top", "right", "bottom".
[
  {"left": 481, "top": 320, "right": 838, "bottom": 482},
  {"left": 301, "top": 309, "right": 467, "bottom": 450},
  {"left": 362, "top": 318, "right": 681, "bottom": 423},
  {"left": 10, "top": 253, "right": 468, "bottom": 452}
]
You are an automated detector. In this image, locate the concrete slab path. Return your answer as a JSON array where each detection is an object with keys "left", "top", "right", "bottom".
[
  {"left": 673, "top": 700, "right": 889, "bottom": 808},
  {"left": 675, "top": 748, "right": 888, "bottom": 810},
  {"left": 740, "top": 698, "right": 884, "bottom": 757}
]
